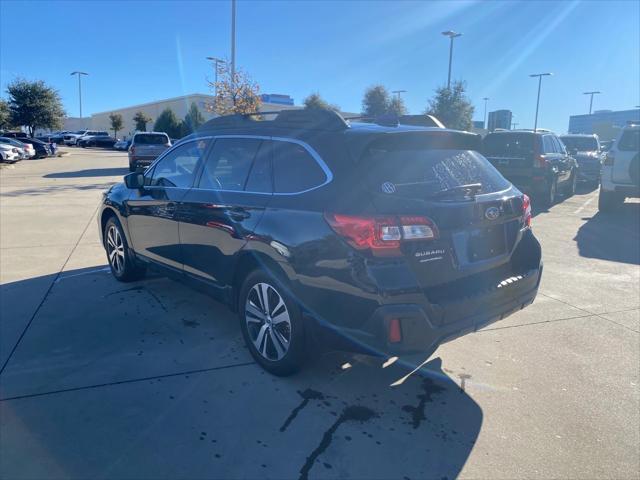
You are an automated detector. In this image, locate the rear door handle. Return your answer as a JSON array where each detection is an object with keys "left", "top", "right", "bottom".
[
  {"left": 165, "top": 202, "right": 177, "bottom": 214},
  {"left": 228, "top": 207, "right": 250, "bottom": 221}
]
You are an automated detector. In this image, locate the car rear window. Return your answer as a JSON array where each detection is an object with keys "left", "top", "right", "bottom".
[
  {"left": 560, "top": 136, "right": 598, "bottom": 151},
  {"left": 361, "top": 138, "right": 510, "bottom": 196},
  {"left": 134, "top": 134, "right": 168, "bottom": 145},
  {"left": 618, "top": 129, "right": 640, "bottom": 152},
  {"left": 483, "top": 133, "right": 536, "bottom": 157}
]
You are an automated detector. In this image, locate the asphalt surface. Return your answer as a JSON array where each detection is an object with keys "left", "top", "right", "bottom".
[{"left": 1, "top": 149, "right": 638, "bottom": 480}]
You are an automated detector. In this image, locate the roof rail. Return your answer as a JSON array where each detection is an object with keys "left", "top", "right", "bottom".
[
  {"left": 198, "top": 109, "right": 350, "bottom": 132},
  {"left": 345, "top": 114, "right": 446, "bottom": 129}
]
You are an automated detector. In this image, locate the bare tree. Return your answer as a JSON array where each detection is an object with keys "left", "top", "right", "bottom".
[{"left": 208, "top": 63, "right": 262, "bottom": 115}]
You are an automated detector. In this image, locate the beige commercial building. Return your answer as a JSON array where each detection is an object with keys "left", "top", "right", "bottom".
[{"left": 58, "top": 93, "right": 299, "bottom": 139}]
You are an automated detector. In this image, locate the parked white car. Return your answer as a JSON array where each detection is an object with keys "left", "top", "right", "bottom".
[
  {"left": 0, "top": 143, "right": 21, "bottom": 162},
  {"left": 0, "top": 137, "right": 35, "bottom": 158},
  {"left": 599, "top": 123, "right": 640, "bottom": 211}
]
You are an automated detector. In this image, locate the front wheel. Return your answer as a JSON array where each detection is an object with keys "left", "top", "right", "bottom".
[
  {"left": 239, "top": 270, "right": 306, "bottom": 376},
  {"left": 565, "top": 171, "right": 577, "bottom": 197},
  {"left": 104, "top": 217, "right": 146, "bottom": 282}
]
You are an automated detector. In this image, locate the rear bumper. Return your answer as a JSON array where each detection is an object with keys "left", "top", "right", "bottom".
[
  {"left": 577, "top": 166, "right": 600, "bottom": 182},
  {"left": 129, "top": 156, "right": 157, "bottom": 167},
  {"left": 343, "top": 264, "right": 541, "bottom": 356}
]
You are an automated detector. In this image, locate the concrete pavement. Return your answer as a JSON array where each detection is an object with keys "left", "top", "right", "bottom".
[{"left": 1, "top": 149, "right": 638, "bottom": 479}]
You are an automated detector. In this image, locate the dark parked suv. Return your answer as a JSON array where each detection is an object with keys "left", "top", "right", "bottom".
[
  {"left": 98, "top": 110, "right": 542, "bottom": 375},
  {"left": 482, "top": 130, "right": 578, "bottom": 207}
]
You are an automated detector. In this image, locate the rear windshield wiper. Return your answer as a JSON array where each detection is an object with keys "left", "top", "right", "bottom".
[{"left": 428, "top": 183, "right": 483, "bottom": 199}]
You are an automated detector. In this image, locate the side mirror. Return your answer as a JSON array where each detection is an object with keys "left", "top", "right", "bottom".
[{"left": 124, "top": 172, "right": 144, "bottom": 189}]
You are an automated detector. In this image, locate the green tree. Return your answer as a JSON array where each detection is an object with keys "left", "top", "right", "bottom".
[
  {"left": 388, "top": 96, "right": 408, "bottom": 116},
  {"left": 425, "top": 81, "right": 474, "bottom": 131},
  {"left": 153, "top": 108, "right": 181, "bottom": 139},
  {"left": 0, "top": 99, "right": 12, "bottom": 130},
  {"left": 209, "top": 63, "right": 262, "bottom": 115},
  {"left": 181, "top": 102, "right": 205, "bottom": 136},
  {"left": 109, "top": 113, "right": 124, "bottom": 139},
  {"left": 6, "top": 79, "right": 65, "bottom": 137},
  {"left": 303, "top": 92, "right": 340, "bottom": 112},
  {"left": 133, "top": 111, "right": 152, "bottom": 132},
  {"left": 361, "top": 85, "right": 391, "bottom": 117}
]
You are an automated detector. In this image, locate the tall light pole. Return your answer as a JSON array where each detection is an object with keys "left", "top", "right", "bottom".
[
  {"left": 530, "top": 72, "right": 552, "bottom": 132},
  {"left": 206, "top": 56, "right": 224, "bottom": 96},
  {"left": 583, "top": 91, "right": 601, "bottom": 115},
  {"left": 482, "top": 97, "right": 489, "bottom": 129},
  {"left": 70, "top": 71, "right": 88, "bottom": 121},
  {"left": 391, "top": 90, "right": 407, "bottom": 100},
  {"left": 512, "top": 122, "right": 519, "bottom": 129},
  {"left": 230, "top": 0, "right": 236, "bottom": 94},
  {"left": 442, "top": 30, "right": 462, "bottom": 90}
]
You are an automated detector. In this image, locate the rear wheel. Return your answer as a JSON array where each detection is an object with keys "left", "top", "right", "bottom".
[
  {"left": 598, "top": 189, "right": 624, "bottom": 212},
  {"left": 104, "top": 217, "right": 146, "bottom": 282},
  {"left": 239, "top": 270, "right": 306, "bottom": 376},
  {"left": 541, "top": 177, "right": 557, "bottom": 208}
]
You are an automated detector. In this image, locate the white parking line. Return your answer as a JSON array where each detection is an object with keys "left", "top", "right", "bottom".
[{"left": 573, "top": 193, "right": 597, "bottom": 214}]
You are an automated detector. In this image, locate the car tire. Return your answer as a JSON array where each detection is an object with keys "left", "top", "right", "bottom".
[
  {"left": 598, "top": 189, "right": 624, "bottom": 212},
  {"left": 541, "top": 177, "right": 557, "bottom": 208},
  {"left": 238, "top": 270, "right": 306, "bottom": 376},
  {"left": 104, "top": 217, "right": 146, "bottom": 282},
  {"left": 565, "top": 171, "right": 577, "bottom": 197}
]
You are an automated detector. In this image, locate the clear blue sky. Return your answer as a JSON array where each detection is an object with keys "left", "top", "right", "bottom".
[{"left": 1, "top": 0, "right": 638, "bottom": 133}]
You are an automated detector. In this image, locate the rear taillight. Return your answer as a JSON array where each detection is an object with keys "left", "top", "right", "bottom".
[
  {"left": 324, "top": 213, "right": 438, "bottom": 256},
  {"left": 522, "top": 194, "right": 532, "bottom": 228},
  {"left": 603, "top": 151, "right": 615, "bottom": 166},
  {"left": 130, "top": 146, "right": 135, "bottom": 155}
]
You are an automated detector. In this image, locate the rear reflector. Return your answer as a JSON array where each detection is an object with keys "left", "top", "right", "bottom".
[
  {"left": 388, "top": 318, "right": 402, "bottom": 343},
  {"left": 324, "top": 213, "right": 438, "bottom": 256}
]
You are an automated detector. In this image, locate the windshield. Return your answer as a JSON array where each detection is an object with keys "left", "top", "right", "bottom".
[
  {"left": 134, "top": 134, "right": 168, "bottom": 145},
  {"left": 483, "top": 133, "right": 536, "bottom": 157},
  {"left": 560, "top": 136, "right": 598, "bottom": 151},
  {"left": 362, "top": 146, "right": 510, "bottom": 196}
]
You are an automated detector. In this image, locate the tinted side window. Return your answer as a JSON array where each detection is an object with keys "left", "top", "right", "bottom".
[
  {"left": 149, "top": 139, "right": 209, "bottom": 188},
  {"left": 551, "top": 136, "right": 565, "bottom": 154},
  {"left": 198, "top": 138, "right": 262, "bottom": 191},
  {"left": 272, "top": 141, "right": 326, "bottom": 193},
  {"left": 618, "top": 129, "right": 640, "bottom": 151},
  {"left": 245, "top": 141, "right": 273, "bottom": 193},
  {"left": 542, "top": 135, "right": 555, "bottom": 153}
]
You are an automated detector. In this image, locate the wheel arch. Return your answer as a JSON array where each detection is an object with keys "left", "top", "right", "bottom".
[{"left": 231, "top": 250, "right": 292, "bottom": 312}]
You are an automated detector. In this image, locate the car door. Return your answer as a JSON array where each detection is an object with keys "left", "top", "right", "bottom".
[
  {"left": 178, "top": 137, "right": 273, "bottom": 287},
  {"left": 126, "top": 139, "right": 210, "bottom": 271},
  {"left": 552, "top": 135, "right": 573, "bottom": 183},
  {"left": 542, "top": 135, "right": 562, "bottom": 182}
]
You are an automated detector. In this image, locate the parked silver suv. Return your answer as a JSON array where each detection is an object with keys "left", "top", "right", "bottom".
[
  {"left": 128, "top": 132, "right": 171, "bottom": 171},
  {"left": 599, "top": 123, "right": 640, "bottom": 211}
]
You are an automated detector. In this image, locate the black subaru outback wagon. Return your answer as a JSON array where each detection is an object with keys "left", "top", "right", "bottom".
[{"left": 98, "top": 110, "right": 542, "bottom": 375}]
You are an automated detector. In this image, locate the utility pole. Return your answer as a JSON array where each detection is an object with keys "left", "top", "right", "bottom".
[
  {"left": 482, "top": 97, "right": 489, "bottom": 129},
  {"left": 391, "top": 90, "right": 407, "bottom": 100},
  {"left": 583, "top": 91, "right": 601, "bottom": 115},
  {"left": 231, "top": 0, "right": 236, "bottom": 97},
  {"left": 442, "top": 31, "right": 462, "bottom": 90},
  {"left": 530, "top": 72, "right": 552, "bottom": 132},
  {"left": 70, "top": 71, "right": 88, "bottom": 123}
]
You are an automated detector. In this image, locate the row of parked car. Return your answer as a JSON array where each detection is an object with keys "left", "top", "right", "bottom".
[{"left": 0, "top": 131, "right": 56, "bottom": 162}]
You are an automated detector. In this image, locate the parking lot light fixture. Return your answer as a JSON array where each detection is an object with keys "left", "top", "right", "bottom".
[
  {"left": 442, "top": 30, "right": 462, "bottom": 90},
  {"left": 529, "top": 72, "right": 552, "bottom": 132},
  {"left": 583, "top": 91, "right": 601, "bottom": 115},
  {"left": 70, "top": 71, "right": 88, "bottom": 121},
  {"left": 392, "top": 90, "right": 407, "bottom": 100},
  {"left": 206, "top": 56, "right": 225, "bottom": 98},
  {"left": 482, "top": 97, "right": 489, "bottom": 129}
]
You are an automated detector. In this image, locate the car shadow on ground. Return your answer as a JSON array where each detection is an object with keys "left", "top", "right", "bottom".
[
  {"left": 44, "top": 167, "right": 129, "bottom": 179},
  {"left": 1, "top": 266, "right": 482, "bottom": 479},
  {"left": 574, "top": 202, "right": 640, "bottom": 265}
]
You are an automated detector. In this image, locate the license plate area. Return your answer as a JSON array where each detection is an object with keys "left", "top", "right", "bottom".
[{"left": 468, "top": 226, "right": 506, "bottom": 262}]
